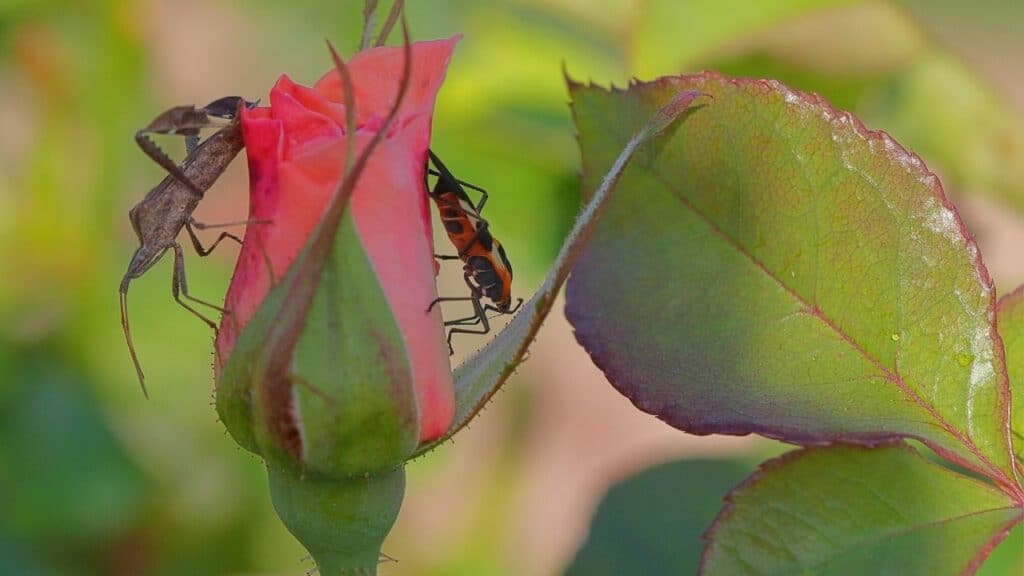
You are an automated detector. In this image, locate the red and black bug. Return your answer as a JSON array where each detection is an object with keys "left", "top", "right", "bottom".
[{"left": 426, "top": 150, "right": 521, "bottom": 353}]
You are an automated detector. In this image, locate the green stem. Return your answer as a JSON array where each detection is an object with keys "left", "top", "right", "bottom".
[{"left": 268, "top": 465, "right": 405, "bottom": 575}]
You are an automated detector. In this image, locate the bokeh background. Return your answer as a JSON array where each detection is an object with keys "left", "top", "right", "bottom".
[{"left": 2, "top": 1, "right": 1023, "bottom": 574}]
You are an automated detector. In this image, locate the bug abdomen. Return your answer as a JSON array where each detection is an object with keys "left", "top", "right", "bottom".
[
  {"left": 436, "top": 193, "right": 493, "bottom": 253},
  {"left": 466, "top": 255, "right": 510, "bottom": 311}
]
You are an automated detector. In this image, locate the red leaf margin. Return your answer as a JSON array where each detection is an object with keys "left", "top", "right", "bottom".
[{"left": 995, "top": 283, "right": 1024, "bottom": 480}]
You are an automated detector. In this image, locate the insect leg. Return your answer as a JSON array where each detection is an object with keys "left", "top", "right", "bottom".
[
  {"left": 444, "top": 295, "right": 493, "bottom": 353},
  {"left": 427, "top": 270, "right": 483, "bottom": 311},
  {"left": 507, "top": 298, "right": 524, "bottom": 314},
  {"left": 170, "top": 243, "right": 225, "bottom": 329},
  {"left": 425, "top": 293, "right": 488, "bottom": 355},
  {"left": 427, "top": 271, "right": 495, "bottom": 354},
  {"left": 190, "top": 217, "right": 272, "bottom": 230},
  {"left": 467, "top": 181, "right": 488, "bottom": 213},
  {"left": 185, "top": 220, "right": 242, "bottom": 257},
  {"left": 119, "top": 275, "right": 148, "bottom": 397},
  {"left": 434, "top": 254, "right": 461, "bottom": 260},
  {"left": 135, "top": 102, "right": 234, "bottom": 194},
  {"left": 450, "top": 302, "right": 519, "bottom": 325},
  {"left": 445, "top": 315, "right": 483, "bottom": 327},
  {"left": 134, "top": 132, "right": 204, "bottom": 196},
  {"left": 426, "top": 294, "right": 480, "bottom": 314},
  {"left": 440, "top": 303, "right": 487, "bottom": 327}
]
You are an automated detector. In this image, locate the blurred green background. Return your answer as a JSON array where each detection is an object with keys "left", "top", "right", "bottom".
[{"left": 1, "top": 1, "right": 1022, "bottom": 574}]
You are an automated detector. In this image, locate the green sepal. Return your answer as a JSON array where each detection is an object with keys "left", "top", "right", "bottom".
[
  {"left": 216, "top": 212, "right": 418, "bottom": 478},
  {"left": 268, "top": 464, "right": 404, "bottom": 576},
  {"left": 288, "top": 214, "right": 418, "bottom": 476}
]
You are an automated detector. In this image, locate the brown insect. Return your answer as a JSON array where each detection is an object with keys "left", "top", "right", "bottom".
[{"left": 120, "top": 96, "right": 256, "bottom": 396}]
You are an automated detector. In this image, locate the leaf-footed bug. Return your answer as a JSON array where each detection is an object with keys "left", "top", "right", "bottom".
[{"left": 121, "top": 96, "right": 258, "bottom": 396}]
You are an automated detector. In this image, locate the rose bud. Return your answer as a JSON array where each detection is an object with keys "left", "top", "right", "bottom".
[{"left": 213, "top": 35, "right": 459, "bottom": 574}]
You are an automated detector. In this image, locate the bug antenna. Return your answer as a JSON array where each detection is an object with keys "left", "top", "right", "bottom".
[{"left": 119, "top": 286, "right": 149, "bottom": 398}]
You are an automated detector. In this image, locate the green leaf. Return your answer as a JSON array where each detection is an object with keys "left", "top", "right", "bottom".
[
  {"left": 702, "top": 443, "right": 1022, "bottom": 575},
  {"left": 703, "top": 2, "right": 1024, "bottom": 214},
  {"left": 996, "top": 287, "right": 1024, "bottom": 470},
  {"left": 566, "top": 74, "right": 1021, "bottom": 492},
  {"left": 414, "top": 89, "right": 707, "bottom": 456},
  {"left": 565, "top": 458, "right": 752, "bottom": 576},
  {"left": 977, "top": 522, "right": 1023, "bottom": 576}
]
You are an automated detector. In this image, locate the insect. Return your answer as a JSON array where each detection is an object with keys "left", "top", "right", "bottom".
[
  {"left": 120, "top": 96, "right": 256, "bottom": 395},
  {"left": 425, "top": 150, "right": 521, "bottom": 353}
]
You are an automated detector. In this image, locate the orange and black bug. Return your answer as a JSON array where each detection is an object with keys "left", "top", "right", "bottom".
[{"left": 426, "top": 150, "right": 521, "bottom": 353}]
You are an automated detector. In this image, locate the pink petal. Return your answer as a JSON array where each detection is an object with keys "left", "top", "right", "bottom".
[{"left": 217, "top": 37, "right": 460, "bottom": 442}]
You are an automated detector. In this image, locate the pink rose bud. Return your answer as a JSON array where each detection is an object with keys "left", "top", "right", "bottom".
[{"left": 215, "top": 38, "right": 459, "bottom": 478}]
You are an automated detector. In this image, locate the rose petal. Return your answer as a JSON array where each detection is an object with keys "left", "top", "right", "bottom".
[{"left": 217, "top": 37, "right": 460, "bottom": 441}]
